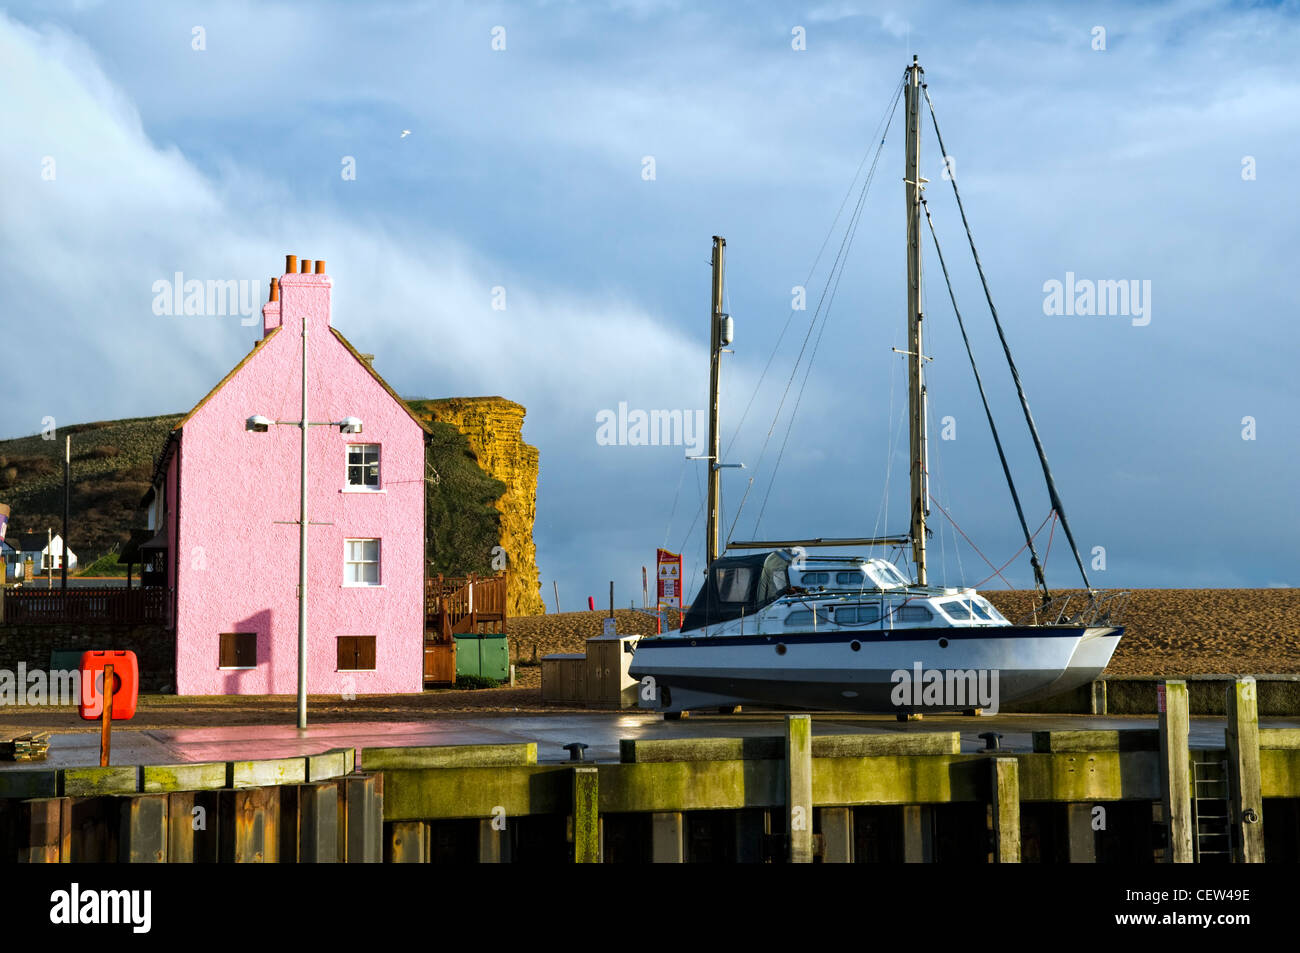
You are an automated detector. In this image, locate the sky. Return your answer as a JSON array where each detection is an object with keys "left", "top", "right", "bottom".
[{"left": 1, "top": 0, "right": 1297, "bottom": 607}]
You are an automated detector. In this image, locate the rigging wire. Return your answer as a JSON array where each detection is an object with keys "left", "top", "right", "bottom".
[
  {"left": 923, "top": 83, "right": 1093, "bottom": 593},
  {"left": 747, "top": 89, "right": 904, "bottom": 535},
  {"left": 723, "top": 74, "right": 906, "bottom": 464},
  {"left": 661, "top": 462, "right": 688, "bottom": 550},
  {"left": 690, "top": 76, "right": 909, "bottom": 552},
  {"left": 971, "top": 510, "right": 1056, "bottom": 590},
  {"left": 921, "top": 195, "right": 1049, "bottom": 600}
]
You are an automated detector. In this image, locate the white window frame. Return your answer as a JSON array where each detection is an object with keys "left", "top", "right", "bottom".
[
  {"left": 343, "top": 538, "right": 381, "bottom": 587},
  {"left": 345, "top": 443, "right": 382, "bottom": 491}
]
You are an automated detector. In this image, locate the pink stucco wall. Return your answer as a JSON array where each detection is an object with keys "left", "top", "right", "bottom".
[{"left": 172, "top": 268, "right": 425, "bottom": 695}]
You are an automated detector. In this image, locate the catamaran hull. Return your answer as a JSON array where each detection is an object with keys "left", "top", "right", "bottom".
[{"left": 629, "top": 625, "right": 1123, "bottom": 714}]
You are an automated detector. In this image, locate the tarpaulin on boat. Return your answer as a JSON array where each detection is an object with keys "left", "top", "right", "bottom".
[{"left": 680, "top": 551, "right": 791, "bottom": 632}]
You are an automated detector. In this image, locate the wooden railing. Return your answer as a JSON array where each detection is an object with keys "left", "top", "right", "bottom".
[
  {"left": 426, "top": 573, "right": 508, "bottom": 639},
  {"left": 1, "top": 587, "right": 172, "bottom": 626}
]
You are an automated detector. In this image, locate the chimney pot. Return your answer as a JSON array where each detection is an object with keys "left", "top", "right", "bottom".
[
  {"left": 301, "top": 259, "right": 312, "bottom": 273},
  {"left": 269, "top": 277, "right": 279, "bottom": 302},
  {"left": 286, "top": 255, "right": 297, "bottom": 274},
  {"left": 315, "top": 260, "right": 326, "bottom": 274}
]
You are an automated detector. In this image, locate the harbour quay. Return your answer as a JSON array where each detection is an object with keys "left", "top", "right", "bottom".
[{"left": 1, "top": 677, "right": 1296, "bottom": 863}]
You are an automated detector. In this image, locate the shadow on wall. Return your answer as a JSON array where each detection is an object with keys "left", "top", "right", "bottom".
[{"left": 220, "top": 608, "right": 271, "bottom": 695}]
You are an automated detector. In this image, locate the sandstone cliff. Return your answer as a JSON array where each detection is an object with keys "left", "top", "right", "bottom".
[{"left": 408, "top": 397, "right": 544, "bottom": 616}]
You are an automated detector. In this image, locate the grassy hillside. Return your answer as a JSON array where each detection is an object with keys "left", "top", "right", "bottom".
[
  {"left": 1, "top": 415, "right": 180, "bottom": 563},
  {"left": 1, "top": 411, "right": 507, "bottom": 576}
]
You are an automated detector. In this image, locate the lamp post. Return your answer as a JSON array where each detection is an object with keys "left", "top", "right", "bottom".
[{"left": 247, "top": 320, "right": 362, "bottom": 730}]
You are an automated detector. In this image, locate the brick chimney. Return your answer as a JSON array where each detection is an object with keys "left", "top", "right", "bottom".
[
  {"left": 262, "top": 275, "right": 281, "bottom": 335},
  {"left": 268, "top": 254, "right": 331, "bottom": 338}
]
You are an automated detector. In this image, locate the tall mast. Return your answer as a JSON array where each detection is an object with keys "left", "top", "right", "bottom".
[
  {"left": 905, "top": 56, "right": 929, "bottom": 586},
  {"left": 706, "top": 235, "right": 726, "bottom": 566}
]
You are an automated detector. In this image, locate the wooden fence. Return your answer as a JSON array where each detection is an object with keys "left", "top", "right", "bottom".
[
  {"left": 425, "top": 573, "right": 508, "bottom": 638},
  {"left": 0, "top": 587, "right": 172, "bottom": 626}
]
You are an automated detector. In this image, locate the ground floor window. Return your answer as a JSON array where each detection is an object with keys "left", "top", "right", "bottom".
[
  {"left": 337, "top": 636, "right": 377, "bottom": 671},
  {"left": 219, "top": 632, "right": 257, "bottom": 669}
]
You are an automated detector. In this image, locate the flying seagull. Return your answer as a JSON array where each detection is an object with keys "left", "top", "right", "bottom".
[{"left": 400, "top": 129, "right": 411, "bottom": 138}]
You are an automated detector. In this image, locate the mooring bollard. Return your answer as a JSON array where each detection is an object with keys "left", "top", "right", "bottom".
[{"left": 1157, "top": 679, "right": 1194, "bottom": 862}]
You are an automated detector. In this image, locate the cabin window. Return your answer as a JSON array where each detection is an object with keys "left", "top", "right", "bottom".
[
  {"left": 715, "top": 567, "right": 753, "bottom": 602},
  {"left": 219, "top": 632, "right": 257, "bottom": 669},
  {"left": 898, "top": 604, "right": 934, "bottom": 622},
  {"left": 971, "top": 600, "right": 995, "bottom": 620},
  {"left": 337, "top": 636, "right": 377, "bottom": 671},
  {"left": 346, "top": 444, "right": 381, "bottom": 489},
  {"left": 941, "top": 600, "right": 975, "bottom": 620},
  {"left": 835, "top": 571, "right": 868, "bottom": 586},
  {"left": 785, "top": 608, "right": 832, "bottom": 627},
  {"left": 344, "top": 539, "right": 381, "bottom": 586},
  {"left": 800, "top": 571, "right": 829, "bottom": 585},
  {"left": 837, "top": 603, "right": 881, "bottom": 625}
]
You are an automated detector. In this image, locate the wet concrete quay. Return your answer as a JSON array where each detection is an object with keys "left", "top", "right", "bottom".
[{"left": 5, "top": 710, "right": 1298, "bottom": 771}]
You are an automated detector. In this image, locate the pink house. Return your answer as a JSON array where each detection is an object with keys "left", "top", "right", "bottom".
[{"left": 145, "top": 255, "right": 429, "bottom": 695}]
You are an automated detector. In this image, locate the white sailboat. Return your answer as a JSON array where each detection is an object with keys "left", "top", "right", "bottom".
[{"left": 630, "top": 58, "right": 1125, "bottom": 715}]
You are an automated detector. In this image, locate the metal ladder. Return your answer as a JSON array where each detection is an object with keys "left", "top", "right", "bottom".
[{"left": 1191, "top": 756, "right": 1233, "bottom": 862}]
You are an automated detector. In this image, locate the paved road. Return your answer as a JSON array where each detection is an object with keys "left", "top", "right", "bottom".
[{"left": 5, "top": 711, "right": 1297, "bottom": 771}]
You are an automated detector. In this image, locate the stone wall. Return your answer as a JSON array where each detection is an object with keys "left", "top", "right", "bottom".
[
  {"left": 410, "top": 397, "right": 545, "bottom": 616},
  {"left": 0, "top": 623, "right": 174, "bottom": 691}
]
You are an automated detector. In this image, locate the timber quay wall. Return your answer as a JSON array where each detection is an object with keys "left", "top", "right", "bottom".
[{"left": 2, "top": 679, "right": 1299, "bottom": 862}]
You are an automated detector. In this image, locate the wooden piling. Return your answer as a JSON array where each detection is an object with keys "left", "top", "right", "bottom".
[
  {"left": 990, "top": 757, "right": 1021, "bottom": 863},
  {"left": 902, "top": 805, "right": 934, "bottom": 862},
  {"left": 118, "top": 794, "right": 168, "bottom": 863},
  {"left": 820, "top": 807, "right": 854, "bottom": 863},
  {"left": 386, "top": 821, "right": 428, "bottom": 862},
  {"left": 1157, "top": 679, "right": 1194, "bottom": 862},
  {"left": 651, "top": 812, "right": 685, "bottom": 862},
  {"left": 573, "top": 767, "right": 600, "bottom": 863},
  {"left": 1226, "top": 677, "right": 1265, "bottom": 863},
  {"left": 337, "top": 774, "right": 382, "bottom": 863},
  {"left": 1065, "top": 803, "right": 1097, "bottom": 862},
  {"left": 166, "top": 790, "right": 219, "bottom": 863},
  {"left": 786, "top": 714, "right": 813, "bottom": 863},
  {"left": 296, "top": 781, "right": 339, "bottom": 863},
  {"left": 15, "top": 797, "right": 71, "bottom": 863},
  {"left": 478, "top": 818, "right": 508, "bottom": 862},
  {"left": 219, "top": 786, "right": 279, "bottom": 863}
]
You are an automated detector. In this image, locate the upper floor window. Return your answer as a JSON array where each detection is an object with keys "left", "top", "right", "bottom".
[
  {"left": 344, "top": 539, "right": 381, "bottom": 586},
  {"left": 347, "top": 444, "right": 380, "bottom": 490}
]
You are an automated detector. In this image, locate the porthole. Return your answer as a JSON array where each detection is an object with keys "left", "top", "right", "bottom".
[
  {"left": 775, "top": 643, "right": 787, "bottom": 656},
  {"left": 850, "top": 641, "right": 861, "bottom": 652},
  {"left": 938, "top": 638, "right": 949, "bottom": 649}
]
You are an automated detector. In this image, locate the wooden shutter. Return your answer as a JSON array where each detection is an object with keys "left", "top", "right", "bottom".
[
  {"left": 336, "top": 636, "right": 376, "bottom": 671},
  {"left": 357, "top": 637, "right": 376, "bottom": 670},
  {"left": 220, "top": 633, "right": 238, "bottom": 668},
  {"left": 221, "top": 633, "right": 256, "bottom": 668}
]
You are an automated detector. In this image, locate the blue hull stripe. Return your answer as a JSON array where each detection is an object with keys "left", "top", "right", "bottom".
[{"left": 636, "top": 625, "right": 1118, "bottom": 650}]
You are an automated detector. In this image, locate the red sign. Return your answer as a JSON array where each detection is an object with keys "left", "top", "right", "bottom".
[
  {"left": 1156, "top": 683, "right": 1166, "bottom": 714},
  {"left": 79, "top": 651, "right": 139, "bottom": 721},
  {"left": 656, "top": 548, "right": 683, "bottom": 608}
]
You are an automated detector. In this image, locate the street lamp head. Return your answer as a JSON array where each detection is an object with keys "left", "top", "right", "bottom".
[
  {"left": 246, "top": 415, "right": 273, "bottom": 433},
  {"left": 339, "top": 417, "right": 363, "bottom": 434}
]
